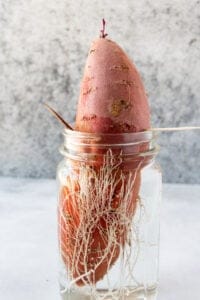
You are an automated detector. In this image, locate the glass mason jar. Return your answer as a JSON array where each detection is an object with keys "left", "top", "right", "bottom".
[{"left": 57, "top": 129, "right": 162, "bottom": 300}]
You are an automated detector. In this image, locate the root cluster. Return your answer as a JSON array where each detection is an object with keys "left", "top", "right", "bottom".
[{"left": 58, "top": 152, "right": 141, "bottom": 287}]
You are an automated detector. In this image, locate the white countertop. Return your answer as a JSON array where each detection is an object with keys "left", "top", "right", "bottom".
[{"left": 0, "top": 177, "right": 200, "bottom": 300}]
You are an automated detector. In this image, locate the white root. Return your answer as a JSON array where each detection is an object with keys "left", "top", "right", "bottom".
[{"left": 58, "top": 150, "right": 144, "bottom": 296}]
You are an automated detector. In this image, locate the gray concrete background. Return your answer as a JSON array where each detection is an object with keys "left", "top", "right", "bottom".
[{"left": 0, "top": 0, "right": 199, "bottom": 183}]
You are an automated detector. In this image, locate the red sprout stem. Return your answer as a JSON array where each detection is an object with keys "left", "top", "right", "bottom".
[{"left": 100, "top": 18, "right": 108, "bottom": 38}]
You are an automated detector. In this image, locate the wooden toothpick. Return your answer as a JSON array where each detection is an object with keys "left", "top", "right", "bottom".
[
  {"left": 44, "top": 103, "right": 200, "bottom": 134},
  {"left": 44, "top": 103, "right": 73, "bottom": 130},
  {"left": 151, "top": 126, "right": 200, "bottom": 132}
]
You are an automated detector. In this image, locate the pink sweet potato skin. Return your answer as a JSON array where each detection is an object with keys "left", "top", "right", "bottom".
[{"left": 75, "top": 38, "right": 150, "bottom": 133}]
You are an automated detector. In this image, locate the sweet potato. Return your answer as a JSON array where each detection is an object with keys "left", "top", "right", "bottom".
[{"left": 59, "top": 24, "right": 150, "bottom": 286}]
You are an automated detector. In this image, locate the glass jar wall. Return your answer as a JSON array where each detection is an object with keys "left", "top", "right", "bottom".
[{"left": 57, "top": 130, "right": 162, "bottom": 300}]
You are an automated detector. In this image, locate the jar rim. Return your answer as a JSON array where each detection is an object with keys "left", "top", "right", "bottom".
[
  {"left": 63, "top": 128, "right": 157, "bottom": 143},
  {"left": 60, "top": 129, "right": 159, "bottom": 161}
]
